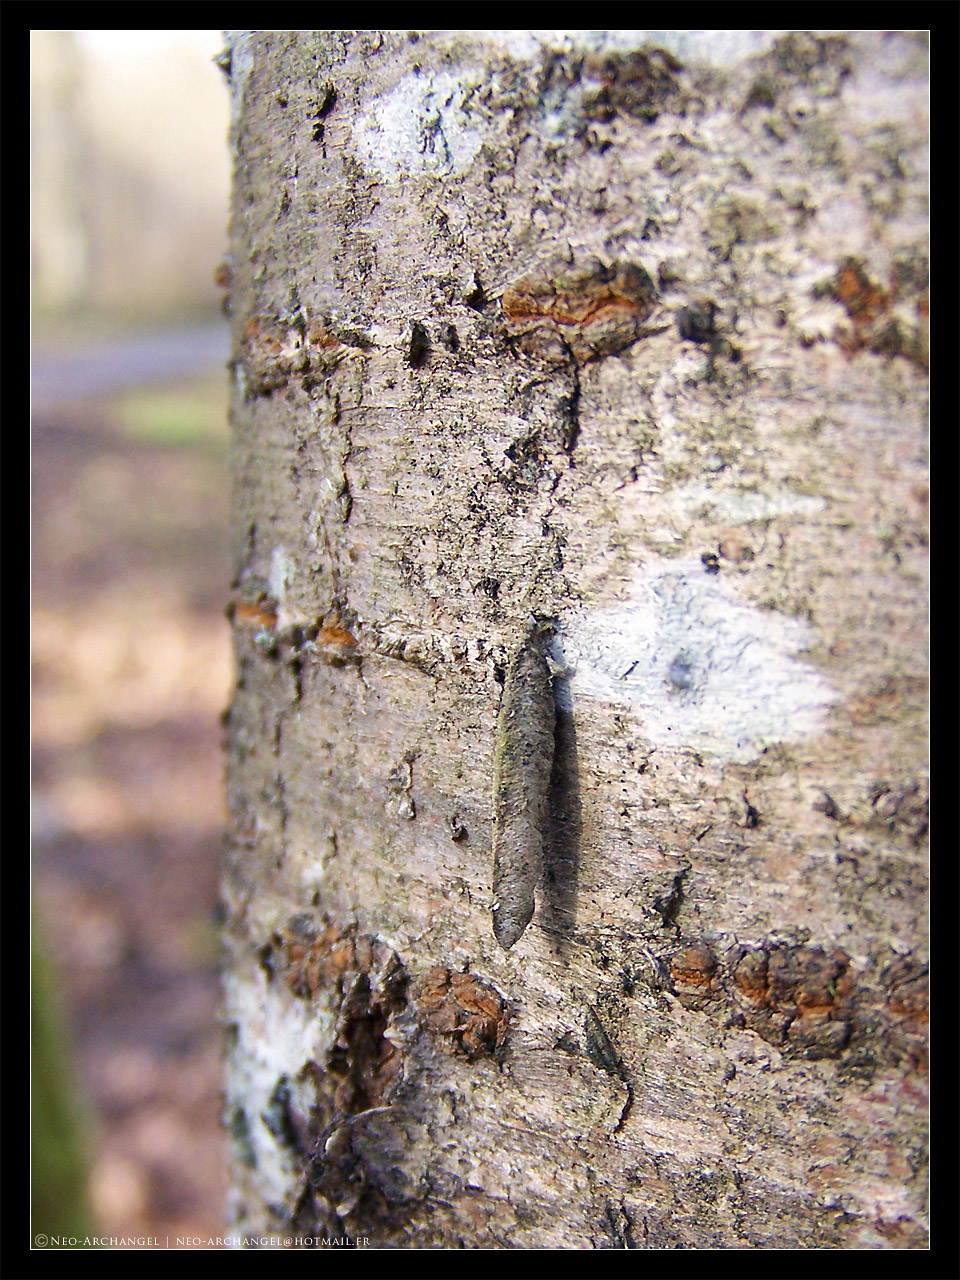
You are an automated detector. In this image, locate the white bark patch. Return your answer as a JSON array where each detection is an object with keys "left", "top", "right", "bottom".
[
  {"left": 554, "top": 558, "right": 838, "bottom": 761},
  {"left": 483, "top": 29, "right": 782, "bottom": 66},
  {"left": 664, "top": 482, "right": 826, "bottom": 525},
  {"left": 620, "top": 30, "right": 781, "bottom": 64},
  {"left": 354, "top": 69, "right": 484, "bottom": 181},
  {"left": 269, "top": 544, "right": 296, "bottom": 603},
  {"left": 223, "top": 967, "right": 330, "bottom": 1205},
  {"left": 223, "top": 31, "right": 255, "bottom": 140}
]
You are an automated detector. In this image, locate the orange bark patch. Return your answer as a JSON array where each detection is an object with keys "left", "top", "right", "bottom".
[
  {"left": 834, "top": 261, "right": 889, "bottom": 327},
  {"left": 502, "top": 259, "right": 656, "bottom": 328},
  {"left": 829, "top": 258, "right": 928, "bottom": 369},
  {"left": 317, "top": 622, "right": 358, "bottom": 664},
  {"left": 230, "top": 600, "right": 278, "bottom": 630},
  {"left": 419, "top": 968, "right": 510, "bottom": 1059}
]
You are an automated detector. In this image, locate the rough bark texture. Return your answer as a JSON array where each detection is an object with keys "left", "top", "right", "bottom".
[{"left": 220, "top": 30, "right": 928, "bottom": 1248}]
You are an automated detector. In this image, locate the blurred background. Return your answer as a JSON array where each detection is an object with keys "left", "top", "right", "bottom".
[{"left": 31, "top": 30, "right": 233, "bottom": 1241}]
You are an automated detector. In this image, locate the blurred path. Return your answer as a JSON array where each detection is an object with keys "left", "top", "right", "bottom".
[{"left": 32, "top": 324, "right": 230, "bottom": 414}]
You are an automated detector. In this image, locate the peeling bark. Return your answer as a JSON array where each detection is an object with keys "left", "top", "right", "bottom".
[{"left": 221, "top": 30, "right": 928, "bottom": 1247}]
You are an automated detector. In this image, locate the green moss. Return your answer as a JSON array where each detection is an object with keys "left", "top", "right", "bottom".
[
  {"left": 706, "top": 197, "right": 779, "bottom": 258},
  {"left": 743, "top": 77, "right": 777, "bottom": 109},
  {"left": 228, "top": 1105, "right": 258, "bottom": 1169},
  {"left": 802, "top": 119, "right": 845, "bottom": 175},
  {"left": 662, "top": 461, "right": 694, "bottom": 483}
]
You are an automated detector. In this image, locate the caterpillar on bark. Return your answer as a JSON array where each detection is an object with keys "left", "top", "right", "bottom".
[{"left": 492, "top": 631, "right": 556, "bottom": 949}]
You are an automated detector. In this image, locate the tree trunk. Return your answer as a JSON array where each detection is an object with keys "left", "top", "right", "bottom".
[{"left": 220, "top": 30, "right": 928, "bottom": 1248}]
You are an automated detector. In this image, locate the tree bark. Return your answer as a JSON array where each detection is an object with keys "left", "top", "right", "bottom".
[{"left": 220, "top": 30, "right": 928, "bottom": 1248}]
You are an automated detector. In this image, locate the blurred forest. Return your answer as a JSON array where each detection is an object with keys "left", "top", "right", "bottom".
[
  {"left": 32, "top": 30, "right": 230, "bottom": 323},
  {"left": 32, "top": 30, "right": 233, "bottom": 1242}
]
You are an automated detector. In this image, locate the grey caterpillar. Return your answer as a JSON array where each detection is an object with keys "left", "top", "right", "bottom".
[{"left": 492, "top": 633, "right": 556, "bottom": 949}]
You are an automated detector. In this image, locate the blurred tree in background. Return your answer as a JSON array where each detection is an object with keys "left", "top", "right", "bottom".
[
  {"left": 31, "top": 29, "right": 229, "bottom": 326},
  {"left": 32, "top": 913, "right": 93, "bottom": 1241}
]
